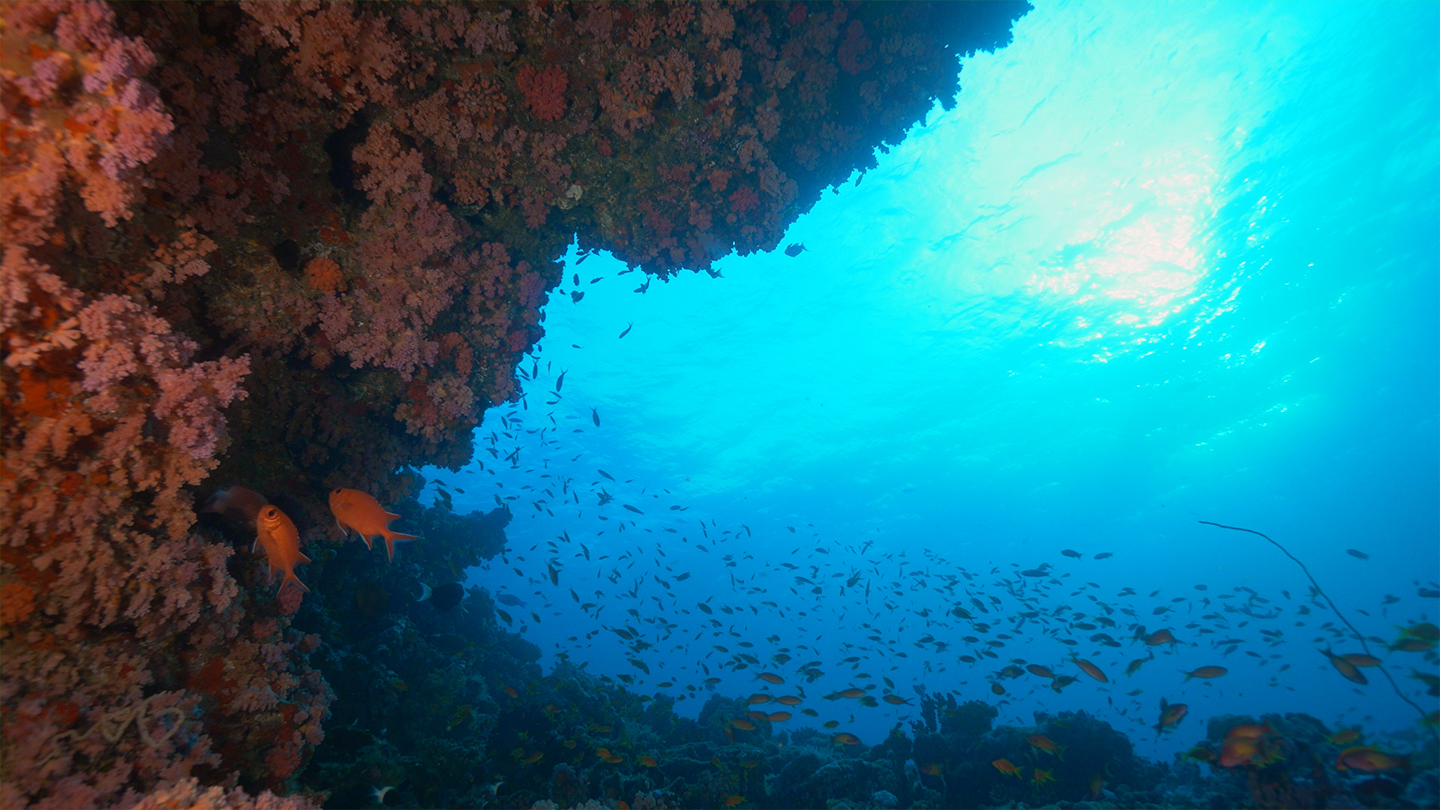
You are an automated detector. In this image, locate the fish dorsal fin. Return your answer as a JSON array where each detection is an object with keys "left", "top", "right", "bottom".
[
  {"left": 298, "top": 551, "right": 312, "bottom": 564},
  {"left": 385, "top": 511, "right": 401, "bottom": 520}
]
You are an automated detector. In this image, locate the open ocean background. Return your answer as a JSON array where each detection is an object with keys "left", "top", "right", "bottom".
[{"left": 423, "top": 0, "right": 1439, "bottom": 762}]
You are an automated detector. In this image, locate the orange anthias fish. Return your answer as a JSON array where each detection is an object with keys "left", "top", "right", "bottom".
[
  {"left": 831, "top": 732, "right": 861, "bottom": 746},
  {"left": 730, "top": 719, "right": 756, "bottom": 731},
  {"left": 1321, "top": 648, "right": 1368, "bottom": 685},
  {"left": 765, "top": 711, "right": 792, "bottom": 723},
  {"left": 1219, "top": 738, "right": 1260, "bottom": 768},
  {"left": 1072, "top": 657, "right": 1108, "bottom": 683},
  {"left": 1339, "top": 653, "right": 1382, "bottom": 668},
  {"left": 992, "top": 758, "right": 1023, "bottom": 777},
  {"left": 1155, "top": 698, "right": 1188, "bottom": 739},
  {"left": 1026, "top": 664, "right": 1056, "bottom": 679},
  {"left": 826, "top": 687, "right": 867, "bottom": 699},
  {"left": 1126, "top": 654, "right": 1154, "bottom": 676},
  {"left": 256, "top": 505, "right": 309, "bottom": 596},
  {"left": 1027, "top": 734, "right": 1065, "bottom": 758},
  {"left": 1327, "top": 729, "right": 1362, "bottom": 746},
  {"left": 1032, "top": 767, "right": 1056, "bottom": 785},
  {"left": 1182, "top": 666, "right": 1229, "bottom": 681},
  {"left": 329, "top": 487, "right": 419, "bottom": 562},
  {"left": 1225, "top": 722, "right": 1275, "bottom": 742},
  {"left": 757, "top": 672, "right": 785, "bottom": 684},
  {"left": 1335, "top": 746, "right": 1408, "bottom": 772},
  {"left": 1144, "top": 629, "right": 1178, "bottom": 646}
]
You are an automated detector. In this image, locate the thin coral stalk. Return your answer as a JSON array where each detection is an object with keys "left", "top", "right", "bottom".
[{"left": 1200, "top": 520, "right": 1438, "bottom": 743}]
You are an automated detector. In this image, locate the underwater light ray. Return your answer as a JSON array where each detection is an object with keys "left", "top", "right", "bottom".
[{"left": 1199, "top": 520, "right": 1439, "bottom": 743}]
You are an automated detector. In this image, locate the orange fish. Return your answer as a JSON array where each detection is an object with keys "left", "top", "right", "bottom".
[
  {"left": 1339, "top": 653, "right": 1381, "bottom": 668},
  {"left": 1397, "top": 622, "right": 1440, "bottom": 642},
  {"left": 521, "top": 751, "right": 543, "bottom": 764},
  {"left": 1321, "top": 648, "right": 1368, "bottom": 685},
  {"left": 724, "top": 796, "right": 745, "bottom": 807},
  {"left": 730, "top": 719, "right": 756, "bottom": 731},
  {"left": 1184, "top": 745, "right": 1216, "bottom": 763},
  {"left": 920, "top": 763, "right": 943, "bottom": 776},
  {"left": 831, "top": 732, "right": 861, "bottom": 745},
  {"left": 882, "top": 695, "right": 912, "bottom": 705},
  {"left": 638, "top": 756, "right": 658, "bottom": 768},
  {"left": 256, "top": 505, "right": 309, "bottom": 596},
  {"left": 1327, "top": 729, "right": 1361, "bottom": 746},
  {"left": 765, "top": 712, "right": 792, "bottom": 722},
  {"left": 1155, "top": 698, "right": 1187, "bottom": 739},
  {"left": 1225, "top": 722, "right": 1275, "bottom": 741},
  {"left": 1389, "top": 637, "right": 1436, "bottom": 652},
  {"left": 1335, "top": 746, "right": 1407, "bottom": 772},
  {"left": 1126, "top": 654, "right": 1153, "bottom": 676},
  {"left": 1027, "top": 734, "right": 1065, "bottom": 758},
  {"left": 992, "top": 758, "right": 1023, "bottom": 777},
  {"left": 1181, "top": 666, "right": 1229, "bottom": 681},
  {"left": 823, "top": 720, "right": 839, "bottom": 729},
  {"left": 757, "top": 672, "right": 785, "bottom": 684},
  {"left": 1219, "top": 738, "right": 1258, "bottom": 768},
  {"left": 990, "top": 682, "right": 1006, "bottom": 695},
  {"left": 826, "top": 687, "right": 867, "bottom": 699},
  {"left": 328, "top": 487, "right": 419, "bottom": 561},
  {"left": 776, "top": 695, "right": 803, "bottom": 706},
  {"left": 1072, "top": 657, "right": 1108, "bottom": 683},
  {"left": 1144, "top": 629, "right": 1178, "bottom": 646},
  {"left": 1032, "top": 767, "right": 1056, "bottom": 784},
  {"left": 1089, "top": 772, "right": 1106, "bottom": 798},
  {"left": 1026, "top": 664, "right": 1056, "bottom": 679},
  {"left": 747, "top": 693, "right": 772, "bottom": 704}
]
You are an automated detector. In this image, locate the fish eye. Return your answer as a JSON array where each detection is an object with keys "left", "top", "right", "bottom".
[{"left": 332, "top": 488, "right": 342, "bottom": 494}]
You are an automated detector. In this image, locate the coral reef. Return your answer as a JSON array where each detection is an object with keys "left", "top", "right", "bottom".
[{"left": 3, "top": 2, "right": 1028, "bottom": 806}]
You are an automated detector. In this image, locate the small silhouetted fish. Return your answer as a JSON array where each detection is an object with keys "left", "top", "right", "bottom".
[
  {"left": 1194, "top": 584, "right": 1207, "bottom": 590},
  {"left": 784, "top": 243, "right": 807, "bottom": 257},
  {"left": 556, "top": 370, "right": 566, "bottom": 391},
  {"left": 1346, "top": 549, "right": 1369, "bottom": 560},
  {"left": 571, "top": 291, "right": 584, "bottom": 302},
  {"left": 1062, "top": 549, "right": 1082, "bottom": 559},
  {"left": 1419, "top": 588, "right": 1440, "bottom": 598},
  {"left": 623, "top": 504, "right": 643, "bottom": 514},
  {"left": 598, "top": 469, "right": 614, "bottom": 481},
  {"left": 496, "top": 593, "right": 525, "bottom": 607},
  {"left": 618, "top": 323, "right": 633, "bottom": 338},
  {"left": 592, "top": 408, "right": 601, "bottom": 426},
  {"left": 1094, "top": 552, "right": 1113, "bottom": 559}
]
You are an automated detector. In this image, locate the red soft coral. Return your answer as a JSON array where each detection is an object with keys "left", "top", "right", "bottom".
[{"left": 515, "top": 63, "right": 568, "bottom": 122}]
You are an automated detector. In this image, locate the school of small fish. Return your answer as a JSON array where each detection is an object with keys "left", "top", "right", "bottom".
[{"left": 429, "top": 332, "right": 1440, "bottom": 754}]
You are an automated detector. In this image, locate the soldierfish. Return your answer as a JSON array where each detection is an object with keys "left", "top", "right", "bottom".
[
  {"left": 256, "top": 505, "right": 309, "bottom": 596},
  {"left": 329, "top": 487, "right": 419, "bottom": 562}
]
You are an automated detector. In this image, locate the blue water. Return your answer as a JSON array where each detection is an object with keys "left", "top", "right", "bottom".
[{"left": 427, "top": 0, "right": 1439, "bottom": 762}]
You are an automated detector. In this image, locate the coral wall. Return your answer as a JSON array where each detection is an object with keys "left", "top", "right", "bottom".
[{"left": 0, "top": 1, "right": 1026, "bottom": 806}]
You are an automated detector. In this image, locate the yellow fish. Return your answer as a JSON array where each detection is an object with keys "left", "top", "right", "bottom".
[{"left": 328, "top": 487, "right": 419, "bottom": 561}]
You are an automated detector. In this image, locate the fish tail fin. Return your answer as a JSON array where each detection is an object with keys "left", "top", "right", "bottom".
[
  {"left": 383, "top": 531, "right": 420, "bottom": 562},
  {"left": 417, "top": 582, "right": 433, "bottom": 602},
  {"left": 279, "top": 570, "right": 309, "bottom": 595}
]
